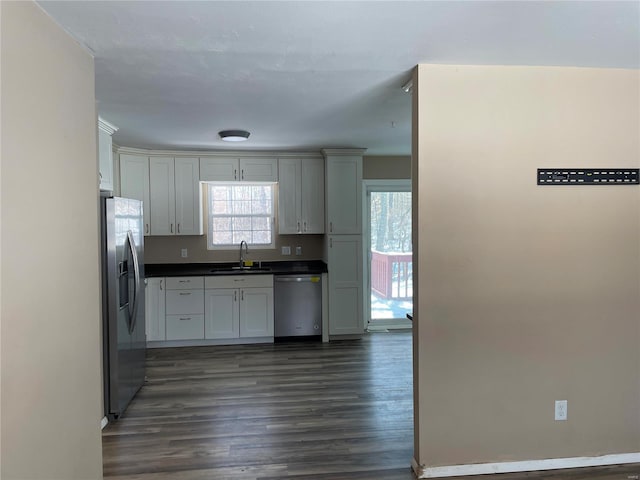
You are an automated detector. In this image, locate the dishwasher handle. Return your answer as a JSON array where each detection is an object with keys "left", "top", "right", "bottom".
[{"left": 275, "top": 276, "right": 320, "bottom": 283}]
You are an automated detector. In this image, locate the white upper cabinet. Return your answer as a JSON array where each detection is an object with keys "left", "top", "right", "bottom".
[
  {"left": 200, "top": 157, "right": 237, "bottom": 181},
  {"left": 278, "top": 157, "right": 324, "bottom": 234},
  {"left": 174, "top": 157, "right": 201, "bottom": 235},
  {"left": 119, "top": 154, "right": 151, "bottom": 235},
  {"left": 277, "top": 158, "right": 301, "bottom": 234},
  {"left": 98, "top": 117, "right": 118, "bottom": 192},
  {"left": 200, "top": 157, "right": 277, "bottom": 182},
  {"left": 240, "top": 157, "right": 278, "bottom": 182},
  {"left": 149, "top": 157, "right": 176, "bottom": 235},
  {"left": 324, "top": 152, "right": 363, "bottom": 235},
  {"left": 120, "top": 153, "right": 201, "bottom": 236},
  {"left": 301, "top": 157, "right": 325, "bottom": 234},
  {"left": 149, "top": 156, "right": 201, "bottom": 236}
]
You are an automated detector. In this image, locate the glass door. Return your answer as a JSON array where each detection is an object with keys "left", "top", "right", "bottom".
[{"left": 364, "top": 181, "right": 412, "bottom": 330}]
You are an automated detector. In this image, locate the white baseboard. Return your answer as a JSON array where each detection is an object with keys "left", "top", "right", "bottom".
[
  {"left": 413, "top": 452, "right": 640, "bottom": 478},
  {"left": 100, "top": 416, "right": 108, "bottom": 430}
]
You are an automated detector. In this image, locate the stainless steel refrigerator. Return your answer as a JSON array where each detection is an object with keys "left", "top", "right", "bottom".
[{"left": 100, "top": 195, "right": 146, "bottom": 420}]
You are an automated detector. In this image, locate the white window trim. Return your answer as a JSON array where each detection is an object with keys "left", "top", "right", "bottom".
[{"left": 205, "top": 181, "right": 277, "bottom": 250}]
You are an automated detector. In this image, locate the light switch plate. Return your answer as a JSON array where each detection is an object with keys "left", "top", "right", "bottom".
[
  {"left": 281, "top": 246, "right": 291, "bottom": 255},
  {"left": 295, "top": 246, "right": 302, "bottom": 255},
  {"left": 181, "top": 248, "right": 188, "bottom": 258}
]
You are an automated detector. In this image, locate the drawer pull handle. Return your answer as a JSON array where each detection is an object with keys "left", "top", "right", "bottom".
[
  {"left": 179, "top": 292, "right": 191, "bottom": 296},
  {"left": 179, "top": 280, "right": 190, "bottom": 283},
  {"left": 179, "top": 317, "right": 191, "bottom": 321}
]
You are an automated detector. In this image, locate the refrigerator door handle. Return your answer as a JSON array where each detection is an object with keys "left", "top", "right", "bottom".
[{"left": 126, "top": 230, "right": 141, "bottom": 334}]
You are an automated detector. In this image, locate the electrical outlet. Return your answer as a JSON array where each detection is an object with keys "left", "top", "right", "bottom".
[
  {"left": 295, "top": 246, "right": 302, "bottom": 255},
  {"left": 181, "top": 248, "right": 188, "bottom": 258},
  {"left": 555, "top": 400, "right": 567, "bottom": 421},
  {"left": 281, "top": 246, "right": 291, "bottom": 255}
]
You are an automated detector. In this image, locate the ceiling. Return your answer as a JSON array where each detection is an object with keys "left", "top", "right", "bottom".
[{"left": 37, "top": 1, "right": 639, "bottom": 156}]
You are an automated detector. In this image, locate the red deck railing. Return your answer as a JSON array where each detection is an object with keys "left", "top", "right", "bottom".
[{"left": 371, "top": 251, "right": 412, "bottom": 299}]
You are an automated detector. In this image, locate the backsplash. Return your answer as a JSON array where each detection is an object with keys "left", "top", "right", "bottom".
[{"left": 144, "top": 233, "right": 325, "bottom": 264}]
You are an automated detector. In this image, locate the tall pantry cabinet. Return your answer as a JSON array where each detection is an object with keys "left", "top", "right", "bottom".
[{"left": 323, "top": 149, "right": 365, "bottom": 337}]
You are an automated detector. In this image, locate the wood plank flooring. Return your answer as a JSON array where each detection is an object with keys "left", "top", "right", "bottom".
[{"left": 103, "top": 331, "right": 640, "bottom": 480}]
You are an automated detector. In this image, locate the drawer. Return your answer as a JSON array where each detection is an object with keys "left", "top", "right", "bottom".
[
  {"left": 166, "top": 314, "right": 204, "bottom": 340},
  {"left": 205, "top": 274, "right": 273, "bottom": 290},
  {"left": 166, "top": 289, "right": 204, "bottom": 314},
  {"left": 165, "top": 276, "right": 204, "bottom": 290}
]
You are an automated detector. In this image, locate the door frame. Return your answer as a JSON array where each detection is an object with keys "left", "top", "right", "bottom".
[{"left": 362, "top": 179, "right": 412, "bottom": 329}]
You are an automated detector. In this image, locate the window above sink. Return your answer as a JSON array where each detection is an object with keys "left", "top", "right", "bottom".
[{"left": 204, "top": 182, "right": 276, "bottom": 250}]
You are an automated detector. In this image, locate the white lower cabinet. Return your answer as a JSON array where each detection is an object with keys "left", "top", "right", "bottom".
[
  {"left": 205, "top": 275, "right": 274, "bottom": 340},
  {"left": 204, "top": 288, "right": 239, "bottom": 339},
  {"left": 145, "top": 277, "right": 166, "bottom": 342},
  {"left": 328, "top": 235, "right": 363, "bottom": 335},
  {"left": 166, "top": 315, "right": 205, "bottom": 340},
  {"left": 165, "top": 276, "right": 205, "bottom": 340},
  {"left": 240, "top": 287, "right": 274, "bottom": 337}
]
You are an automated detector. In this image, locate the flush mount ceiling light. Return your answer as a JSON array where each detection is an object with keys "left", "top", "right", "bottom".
[{"left": 219, "top": 129, "right": 250, "bottom": 142}]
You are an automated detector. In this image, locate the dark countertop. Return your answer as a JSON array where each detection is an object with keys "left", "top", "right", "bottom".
[{"left": 145, "top": 260, "right": 328, "bottom": 278}]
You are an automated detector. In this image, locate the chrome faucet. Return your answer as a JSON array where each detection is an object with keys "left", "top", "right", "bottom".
[{"left": 239, "top": 240, "right": 249, "bottom": 268}]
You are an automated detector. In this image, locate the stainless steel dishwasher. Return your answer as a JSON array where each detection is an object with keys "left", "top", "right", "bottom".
[{"left": 274, "top": 274, "right": 322, "bottom": 340}]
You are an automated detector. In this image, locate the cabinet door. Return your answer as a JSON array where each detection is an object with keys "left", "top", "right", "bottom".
[
  {"left": 240, "top": 287, "right": 274, "bottom": 337},
  {"left": 165, "top": 289, "right": 204, "bottom": 315},
  {"left": 149, "top": 157, "right": 176, "bottom": 235},
  {"left": 205, "top": 289, "right": 240, "bottom": 339},
  {"left": 328, "top": 235, "right": 363, "bottom": 335},
  {"left": 200, "top": 157, "right": 238, "bottom": 181},
  {"left": 98, "top": 128, "right": 113, "bottom": 191},
  {"left": 120, "top": 154, "right": 151, "bottom": 235},
  {"left": 277, "top": 158, "right": 301, "bottom": 234},
  {"left": 326, "top": 156, "right": 362, "bottom": 234},
  {"left": 166, "top": 315, "right": 205, "bottom": 340},
  {"left": 145, "top": 278, "right": 166, "bottom": 342},
  {"left": 240, "top": 157, "right": 277, "bottom": 182},
  {"left": 174, "top": 157, "right": 201, "bottom": 235},
  {"left": 301, "top": 157, "right": 325, "bottom": 234}
]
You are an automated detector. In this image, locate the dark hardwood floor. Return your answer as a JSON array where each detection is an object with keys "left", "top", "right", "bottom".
[
  {"left": 103, "top": 331, "right": 640, "bottom": 480},
  {"left": 103, "top": 331, "right": 414, "bottom": 479}
]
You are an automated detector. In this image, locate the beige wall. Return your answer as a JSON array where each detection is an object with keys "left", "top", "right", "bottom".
[
  {"left": 1, "top": 2, "right": 103, "bottom": 479},
  {"left": 363, "top": 155, "right": 411, "bottom": 179},
  {"left": 413, "top": 65, "right": 640, "bottom": 468},
  {"left": 145, "top": 233, "right": 324, "bottom": 264}
]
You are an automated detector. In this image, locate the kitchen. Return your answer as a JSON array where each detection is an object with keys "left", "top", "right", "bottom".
[
  {"left": 98, "top": 141, "right": 415, "bottom": 478},
  {"left": 3, "top": 2, "right": 639, "bottom": 480}
]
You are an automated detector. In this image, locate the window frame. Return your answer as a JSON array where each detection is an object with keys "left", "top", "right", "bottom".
[{"left": 205, "top": 181, "right": 277, "bottom": 250}]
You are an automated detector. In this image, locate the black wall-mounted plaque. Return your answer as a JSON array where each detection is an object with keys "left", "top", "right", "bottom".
[{"left": 538, "top": 169, "right": 639, "bottom": 185}]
